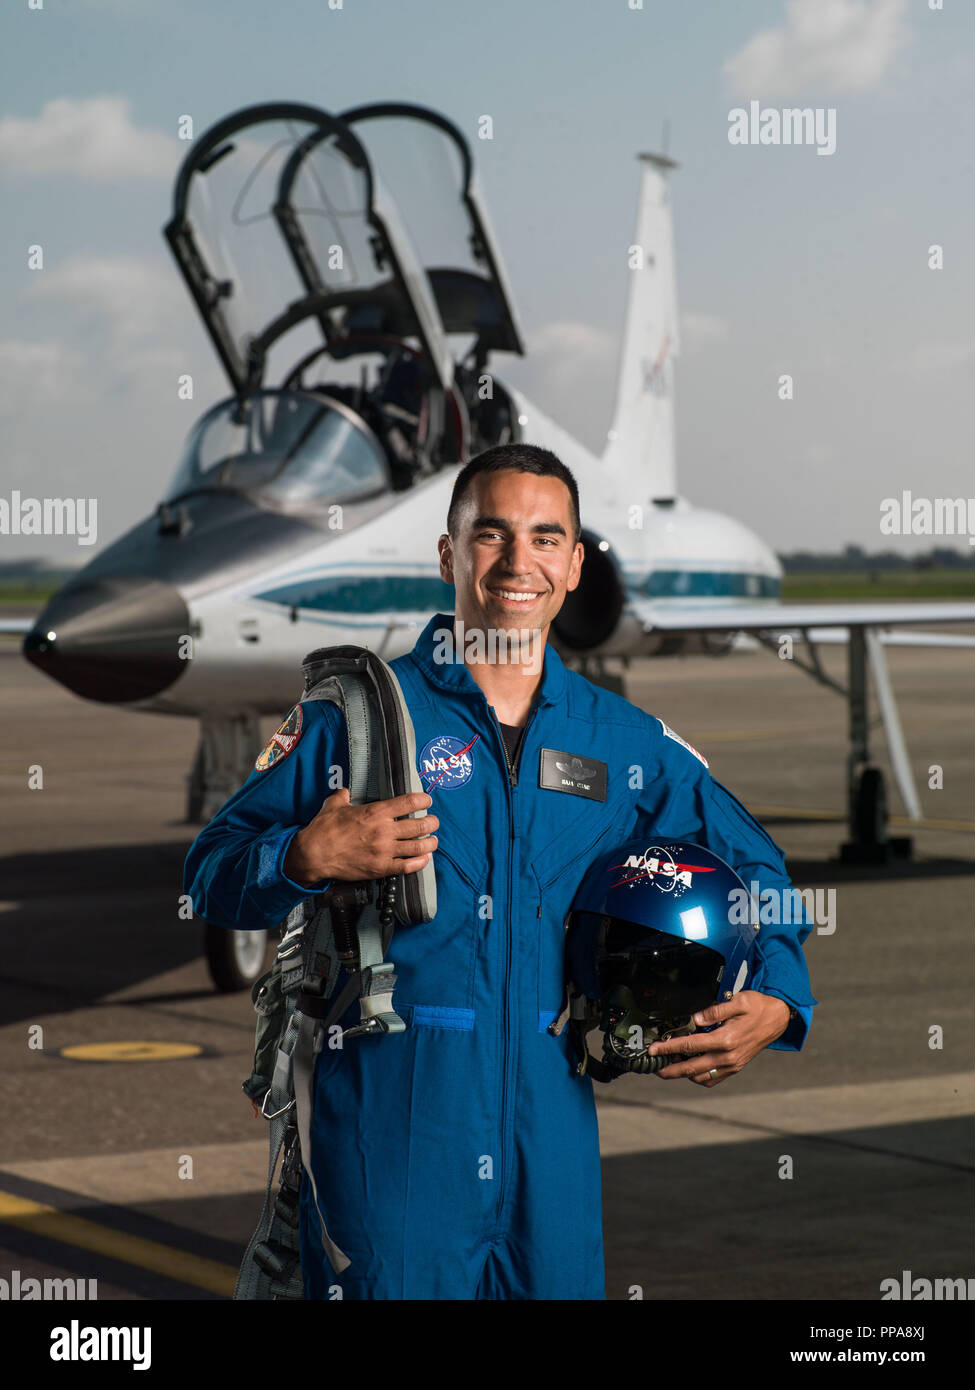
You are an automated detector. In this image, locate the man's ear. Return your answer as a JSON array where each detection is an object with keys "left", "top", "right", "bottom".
[
  {"left": 438, "top": 532, "right": 453, "bottom": 583},
  {"left": 566, "top": 539, "right": 584, "bottom": 593}
]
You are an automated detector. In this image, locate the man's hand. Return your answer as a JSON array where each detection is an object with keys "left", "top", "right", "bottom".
[
  {"left": 647, "top": 991, "right": 792, "bottom": 1087},
  {"left": 283, "top": 787, "right": 438, "bottom": 887}
]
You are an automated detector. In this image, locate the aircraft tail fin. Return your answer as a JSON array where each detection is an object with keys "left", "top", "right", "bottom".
[{"left": 602, "top": 153, "right": 680, "bottom": 501}]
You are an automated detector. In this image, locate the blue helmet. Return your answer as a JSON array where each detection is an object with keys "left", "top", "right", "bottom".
[{"left": 563, "top": 838, "right": 759, "bottom": 1082}]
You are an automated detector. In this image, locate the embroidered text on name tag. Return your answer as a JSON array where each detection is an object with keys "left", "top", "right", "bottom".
[{"left": 539, "top": 748, "right": 608, "bottom": 801}]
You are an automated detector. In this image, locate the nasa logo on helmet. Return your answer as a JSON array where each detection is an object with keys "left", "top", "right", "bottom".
[{"left": 564, "top": 837, "right": 760, "bottom": 1080}]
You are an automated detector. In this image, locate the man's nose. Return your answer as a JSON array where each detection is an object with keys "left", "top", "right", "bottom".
[{"left": 500, "top": 535, "right": 535, "bottom": 574}]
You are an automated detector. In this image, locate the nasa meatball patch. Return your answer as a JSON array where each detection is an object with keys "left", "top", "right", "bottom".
[
  {"left": 418, "top": 733, "right": 479, "bottom": 791},
  {"left": 659, "top": 719, "right": 708, "bottom": 769},
  {"left": 255, "top": 704, "right": 303, "bottom": 772}
]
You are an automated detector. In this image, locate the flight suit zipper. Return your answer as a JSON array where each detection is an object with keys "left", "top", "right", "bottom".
[{"left": 487, "top": 701, "right": 538, "bottom": 1228}]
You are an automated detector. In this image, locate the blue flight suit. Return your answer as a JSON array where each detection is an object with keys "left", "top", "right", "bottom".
[{"left": 184, "top": 611, "right": 816, "bottom": 1300}]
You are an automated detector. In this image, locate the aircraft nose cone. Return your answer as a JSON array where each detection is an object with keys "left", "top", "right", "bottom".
[{"left": 24, "top": 576, "right": 191, "bottom": 703}]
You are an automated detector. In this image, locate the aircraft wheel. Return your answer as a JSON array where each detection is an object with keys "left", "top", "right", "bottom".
[
  {"left": 205, "top": 924, "right": 272, "bottom": 992},
  {"left": 702, "top": 630, "right": 736, "bottom": 656},
  {"left": 854, "top": 767, "right": 888, "bottom": 845}
]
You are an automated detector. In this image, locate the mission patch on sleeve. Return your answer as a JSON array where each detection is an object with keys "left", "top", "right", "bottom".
[
  {"left": 255, "top": 703, "right": 304, "bottom": 772},
  {"left": 659, "top": 718, "right": 709, "bottom": 769}
]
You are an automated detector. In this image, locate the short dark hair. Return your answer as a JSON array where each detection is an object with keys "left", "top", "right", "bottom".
[{"left": 446, "top": 443, "right": 581, "bottom": 543}]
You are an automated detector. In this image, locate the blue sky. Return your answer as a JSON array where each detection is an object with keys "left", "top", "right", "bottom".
[{"left": 3, "top": 0, "right": 975, "bottom": 560}]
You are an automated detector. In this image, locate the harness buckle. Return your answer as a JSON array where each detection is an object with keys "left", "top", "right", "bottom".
[
  {"left": 356, "top": 961, "right": 406, "bottom": 1035},
  {"left": 260, "top": 1091, "right": 296, "bottom": 1121}
]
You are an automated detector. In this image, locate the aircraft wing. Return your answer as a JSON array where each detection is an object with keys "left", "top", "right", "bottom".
[{"left": 627, "top": 597, "right": 975, "bottom": 646}]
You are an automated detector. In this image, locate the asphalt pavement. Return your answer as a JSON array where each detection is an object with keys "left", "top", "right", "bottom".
[{"left": 1, "top": 634, "right": 973, "bottom": 1301}]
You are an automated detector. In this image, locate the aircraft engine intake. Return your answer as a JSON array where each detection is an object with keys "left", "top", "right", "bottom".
[{"left": 551, "top": 529, "right": 625, "bottom": 652}]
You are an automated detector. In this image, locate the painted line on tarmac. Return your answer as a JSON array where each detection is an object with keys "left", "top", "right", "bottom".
[
  {"left": 596, "top": 1069, "right": 975, "bottom": 1167},
  {"left": 2, "top": 1139, "right": 269, "bottom": 1206},
  {"left": 693, "top": 724, "right": 841, "bottom": 744},
  {"left": 749, "top": 803, "right": 975, "bottom": 833},
  {"left": 0, "top": 1177, "right": 239, "bottom": 1298}
]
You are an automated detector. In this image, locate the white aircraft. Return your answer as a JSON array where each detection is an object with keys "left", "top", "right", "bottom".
[{"left": 11, "top": 101, "right": 975, "bottom": 985}]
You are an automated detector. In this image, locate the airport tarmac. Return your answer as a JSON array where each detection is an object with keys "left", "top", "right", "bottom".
[{"left": 1, "top": 633, "right": 973, "bottom": 1301}]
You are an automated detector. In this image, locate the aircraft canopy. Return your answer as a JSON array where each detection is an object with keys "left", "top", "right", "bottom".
[
  {"left": 165, "top": 103, "right": 452, "bottom": 395},
  {"left": 341, "top": 103, "right": 524, "bottom": 356},
  {"left": 165, "top": 390, "right": 389, "bottom": 509}
]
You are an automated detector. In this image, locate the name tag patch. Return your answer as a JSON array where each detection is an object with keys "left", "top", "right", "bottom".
[{"left": 539, "top": 747, "right": 607, "bottom": 801}]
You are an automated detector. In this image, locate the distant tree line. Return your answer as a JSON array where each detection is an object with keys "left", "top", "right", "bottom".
[
  {"left": 778, "top": 545, "right": 975, "bottom": 573},
  {"left": 0, "top": 560, "right": 80, "bottom": 581}
]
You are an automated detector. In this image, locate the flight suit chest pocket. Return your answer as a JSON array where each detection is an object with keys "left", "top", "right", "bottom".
[
  {"left": 530, "top": 805, "right": 627, "bottom": 1024},
  {"left": 391, "top": 822, "right": 487, "bottom": 1018}
]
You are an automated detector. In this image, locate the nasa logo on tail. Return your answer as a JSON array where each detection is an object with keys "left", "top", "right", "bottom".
[
  {"left": 640, "top": 333, "right": 671, "bottom": 399},
  {"left": 419, "top": 733, "right": 479, "bottom": 791}
]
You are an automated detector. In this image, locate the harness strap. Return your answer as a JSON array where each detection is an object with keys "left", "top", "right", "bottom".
[
  {"left": 235, "top": 646, "right": 427, "bottom": 1299},
  {"left": 291, "top": 973, "right": 361, "bottom": 1275},
  {"left": 233, "top": 1111, "right": 292, "bottom": 1298}
]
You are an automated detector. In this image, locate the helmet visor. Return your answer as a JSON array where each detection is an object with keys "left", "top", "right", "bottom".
[{"left": 570, "top": 911, "right": 724, "bottom": 1022}]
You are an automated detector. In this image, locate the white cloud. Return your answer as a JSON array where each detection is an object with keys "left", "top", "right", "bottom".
[
  {"left": 681, "top": 312, "right": 730, "bottom": 353},
  {"left": 724, "top": 0, "right": 910, "bottom": 98},
  {"left": 499, "top": 320, "right": 617, "bottom": 454},
  {"left": 0, "top": 340, "right": 85, "bottom": 418},
  {"left": 24, "top": 254, "right": 214, "bottom": 398},
  {"left": 0, "top": 97, "right": 179, "bottom": 180},
  {"left": 909, "top": 340, "right": 975, "bottom": 372},
  {"left": 28, "top": 255, "right": 175, "bottom": 336},
  {"left": 521, "top": 320, "right": 617, "bottom": 400},
  {"left": 526, "top": 320, "right": 616, "bottom": 372}
]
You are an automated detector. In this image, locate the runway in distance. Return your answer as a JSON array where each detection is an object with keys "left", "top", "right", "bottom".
[{"left": 11, "top": 100, "right": 975, "bottom": 867}]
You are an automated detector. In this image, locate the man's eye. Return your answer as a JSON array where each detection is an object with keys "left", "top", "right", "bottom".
[{"left": 475, "top": 532, "right": 558, "bottom": 543}]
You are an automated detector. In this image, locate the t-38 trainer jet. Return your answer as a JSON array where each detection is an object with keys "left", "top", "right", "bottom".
[{"left": 14, "top": 101, "right": 975, "bottom": 986}]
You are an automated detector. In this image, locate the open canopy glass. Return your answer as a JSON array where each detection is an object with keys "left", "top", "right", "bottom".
[
  {"left": 165, "top": 389, "right": 390, "bottom": 509},
  {"left": 165, "top": 102, "right": 452, "bottom": 395},
  {"left": 341, "top": 103, "right": 524, "bottom": 358}
]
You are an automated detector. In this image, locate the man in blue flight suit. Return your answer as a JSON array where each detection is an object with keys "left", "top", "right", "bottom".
[{"left": 185, "top": 443, "right": 816, "bottom": 1300}]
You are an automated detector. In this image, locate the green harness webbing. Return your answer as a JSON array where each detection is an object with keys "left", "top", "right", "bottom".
[{"left": 233, "top": 647, "right": 422, "bottom": 1300}]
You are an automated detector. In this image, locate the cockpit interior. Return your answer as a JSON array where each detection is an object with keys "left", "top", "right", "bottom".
[{"left": 163, "top": 101, "right": 526, "bottom": 514}]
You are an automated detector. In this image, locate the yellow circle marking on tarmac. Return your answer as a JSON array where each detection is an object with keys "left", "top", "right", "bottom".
[{"left": 59, "top": 1042, "right": 203, "bottom": 1063}]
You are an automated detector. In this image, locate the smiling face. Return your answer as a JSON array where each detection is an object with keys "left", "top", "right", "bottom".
[{"left": 438, "top": 468, "right": 584, "bottom": 645}]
